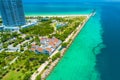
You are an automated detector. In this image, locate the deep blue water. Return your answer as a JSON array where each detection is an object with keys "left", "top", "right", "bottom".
[{"left": 97, "top": 3, "right": 120, "bottom": 80}]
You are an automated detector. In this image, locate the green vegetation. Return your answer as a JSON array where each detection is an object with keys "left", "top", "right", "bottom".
[
  {"left": 0, "top": 51, "right": 18, "bottom": 68},
  {"left": 23, "top": 73, "right": 31, "bottom": 80},
  {"left": 20, "top": 16, "right": 86, "bottom": 42},
  {"left": 0, "top": 51, "right": 49, "bottom": 80},
  {"left": 0, "top": 31, "right": 32, "bottom": 51},
  {"left": 20, "top": 21, "right": 54, "bottom": 36},
  {"left": 52, "top": 52, "right": 61, "bottom": 61},
  {"left": 1, "top": 32, "right": 19, "bottom": 43},
  {"left": 52, "top": 16, "right": 86, "bottom": 41},
  {"left": 0, "top": 16, "right": 87, "bottom": 80},
  {"left": 62, "top": 42, "right": 68, "bottom": 48},
  {"left": 36, "top": 75, "right": 41, "bottom": 80},
  {"left": 34, "top": 36, "right": 41, "bottom": 45}
]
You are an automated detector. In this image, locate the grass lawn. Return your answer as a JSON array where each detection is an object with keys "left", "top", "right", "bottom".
[
  {"left": 3, "top": 70, "right": 24, "bottom": 80},
  {"left": 1, "top": 51, "right": 48, "bottom": 80}
]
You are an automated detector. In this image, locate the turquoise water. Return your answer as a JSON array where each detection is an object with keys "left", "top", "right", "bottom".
[
  {"left": 23, "top": 3, "right": 93, "bottom": 16},
  {"left": 23, "top": 2, "right": 120, "bottom": 80},
  {"left": 47, "top": 11, "right": 104, "bottom": 80}
]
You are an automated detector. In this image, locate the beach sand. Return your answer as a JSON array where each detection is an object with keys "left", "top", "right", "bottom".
[{"left": 25, "top": 14, "right": 89, "bottom": 17}]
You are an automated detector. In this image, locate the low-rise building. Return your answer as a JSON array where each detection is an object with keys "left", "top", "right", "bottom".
[
  {"left": 30, "top": 37, "right": 62, "bottom": 55},
  {"left": 52, "top": 20, "right": 57, "bottom": 23},
  {"left": 21, "top": 21, "right": 38, "bottom": 29},
  {"left": 56, "top": 22, "right": 68, "bottom": 29},
  {"left": 36, "top": 47, "right": 44, "bottom": 54},
  {"left": 7, "top": 45, "right": 20, "bottom": 52}
]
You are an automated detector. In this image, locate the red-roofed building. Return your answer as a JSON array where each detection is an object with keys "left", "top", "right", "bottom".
[
  {"left": 37, "top": 47, "right": 43, "bottom": 52},
  {"left": 49, "top": 41, "right": 56, "bottom": 48},
  {"left": 53, "top": 38, "right": 59, "bottom": 43},
  {"left": 30, "top": 37, "right": 62, "bottom": 55},
  {"left": 52, "top": 37, "right": 62, "bottom": 47},
  {"left": 36, "top": 47, "right": 43, "bottom": 53},
  {"left": 30, "top": 48, "right": 35, "bottom": 52},
  {"left": 31, "top": 44, "right": 36, "bottom": 48},
  {"left": 45, "top": 48, "right": 52, "bottom": 54}
]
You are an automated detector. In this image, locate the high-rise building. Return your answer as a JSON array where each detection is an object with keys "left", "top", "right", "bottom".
[{"left": 0, "top": 0, "right": 26, "bottom": 30}]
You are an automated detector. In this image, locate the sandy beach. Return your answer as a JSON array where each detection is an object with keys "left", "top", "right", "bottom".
[{"left": 25, "top": 14, "right": 89, "bottom": 18}]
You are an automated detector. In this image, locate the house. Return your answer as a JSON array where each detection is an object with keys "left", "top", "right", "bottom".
[
  {"left": 31, "top": 48, "right": 35, "bottom": 52},
  {"left": 40, "top": 38, "right": 47, "bottom": 44},
  {"left": 36, "top": 47, "right": 43, "bottom": 54},
  {"left": 7, "top": 45, "right": 20, "bottom": 52},
  {"left": 21, "top": 21, "right": 38, "bottom": 29},
  {"left": 45, "top": 48, "right": 52, "bottom": 55},
  {"left": 52, "top": 20, "right": 57, "bottom": 23},
  {"left": 30, "top": 37, "right": 62, "bottom": 55},
  {"left": 49, "top": 41, "right": 56, "bottom": 48},
  {"left": 31, "top": 44, "right": 36, "bottom": 48},
  {"left": 56, "top": 22, "right": 68, "bottom": 29},
  {"left": 52, "top": 37, "right": 62, "bottom": 47}
]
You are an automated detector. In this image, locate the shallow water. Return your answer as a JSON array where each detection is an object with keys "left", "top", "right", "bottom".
[{"left": 47, "top": 10, "right": 104, "bottom": 80}]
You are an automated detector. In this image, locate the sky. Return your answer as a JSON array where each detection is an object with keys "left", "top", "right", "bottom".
[{"left": 23, "top": 0, "right": 120, "bottom": 2}]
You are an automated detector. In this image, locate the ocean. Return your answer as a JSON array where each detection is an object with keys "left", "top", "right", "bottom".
[
  {"left": 23, "top": 2, "right": 120, "bottom": 80},
  {"left": 1, "top": 2, "right": 120, "bottom": 80},
  {"left": 23, "top": 2, "right": 93, "bottom": 16}
]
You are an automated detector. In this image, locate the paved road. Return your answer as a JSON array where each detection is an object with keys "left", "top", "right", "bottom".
[{"left": 31, "top": 61, "right": 49, "bottom": 80}]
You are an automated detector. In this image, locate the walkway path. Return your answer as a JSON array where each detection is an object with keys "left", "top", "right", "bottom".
[{"left": 31, "top": 61, "right": 49, "bottom": 80}]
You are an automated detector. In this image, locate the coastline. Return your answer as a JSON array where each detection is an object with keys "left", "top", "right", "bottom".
[
  {"left": 42, "top": 13, "right": 93, "bottom": 79},
  {"left": 25, "top": 14, "right": 89, "bottom": 17},
  {"left": 30, "top": 13, "right": 93, "bottom": 80}
]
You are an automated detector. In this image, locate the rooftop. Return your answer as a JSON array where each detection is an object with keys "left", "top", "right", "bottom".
[
  {"left": 36, "top": 47, "right": 43, "bottom": 52},
  {"left": 31, "top": 37, "right": 62, "bottom": 55}
]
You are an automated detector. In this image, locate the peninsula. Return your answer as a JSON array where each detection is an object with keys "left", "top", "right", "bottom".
[
  {"left": 0, "top": 14, "right": 92, "bottom": 80},
  {"left": 30, "top": 13, "right": 93, "bottom": 80},
  {"left": 0, "top": 13, "right": 94, "bottom": 80}
]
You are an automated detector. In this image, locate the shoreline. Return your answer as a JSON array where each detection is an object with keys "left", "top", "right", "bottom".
[
  {"left": 25, "top": 14, "right": 90, "bottom": 17},
  {"left": 30, "top": 13, "right": 94, "bottom": 80},
  {"left": 0, "top": 14, "right": 89, "bottom": 18},
  {"left": 41, "top": 13, "right": 93, "bottom": 80}
]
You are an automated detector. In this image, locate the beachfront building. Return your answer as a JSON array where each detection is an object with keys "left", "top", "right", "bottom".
[
  {"left": 30, "top": 37, "right": 62, "bottom": 55},
  {"left": 0, "top": 0, "right": 26, "bottom": 31}
]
